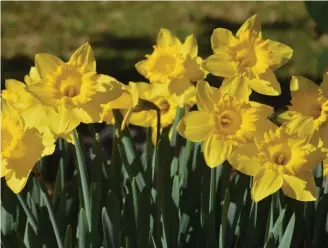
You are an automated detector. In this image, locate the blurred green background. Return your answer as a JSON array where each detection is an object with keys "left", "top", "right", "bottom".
[{"left": 2, "top": 1, "right": 328, "bottom": 89}]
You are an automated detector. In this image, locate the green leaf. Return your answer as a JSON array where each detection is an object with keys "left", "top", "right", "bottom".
[
  {"left": 64, "top": 225, "right": 72, "bottom": 248},
  {"left": 105, "top": 191, "right": 121, "bottom": 248},
  {"left": 278, "top": 213, "right": 295, "bottom": 248},
  {"left": 102, "top": 207, "right": 116, "bottom": 248},
  {"left": 78, "top": 208, "right": 89, "bottom": 248},
  {"left": 219, "top": 189, "right": 230, "bottom": 248}
]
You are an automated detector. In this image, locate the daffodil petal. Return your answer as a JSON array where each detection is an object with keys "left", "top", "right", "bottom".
[
  {"left": 25, "top": 67, "right": 41, "bottom": 85},
  {"left": 169, "top": 77, "right": 191, "bottom": 96},
  {"left": 183, "top": 34, "right": 198, "bottom": 57},
  {"left": 135, "top": 60, "right": 148, "bottom": 77},
  {"left": 282, "top": 116, "right": 315, "bottom": 139},
  {"left": 282, "top": 172, "right": 316, "bottom": 201},
  {"left": 177, "top": 111, "right": 212, "bottom": 142},
  {"left": 254, "top": 119, "right": 278, "bottom": 148},
  {"left": 203, "top": 136, "right": 232, "bottom": 168},
  {"left": 27, "top": 82, "right": 58, "bottom": 106},
  {"left": 1, "top": 159, "right": 10, "bottom": 178},
  {"left": 267, "top": 40, "right": 293, "bottom": 69},
  {"left": 68, "top": 42, "right": 96, "bottom": 73},
  {"left": 203, "top": 53, "right": 235, "bottom": 77},
  {"left": 290, "top": 76, "right": 318, "bottom": 94},
  {"left": 157, "top": 28, "right": 180, "bottom": 48},
  {"left": 249, "top": 70, "right": 281, "bottom": 96},
  {"left": 211, "top": 28, "right": 232, "bottom": 53},
  {"left": 220, "top": 76, "right": 251, "bottom": 101},
  {"left": 5, "top": 170, "right": 31, "bottom": 194},
  {"left": 236, "top": 14, "right": 261, "bottom": 37},
  {"left": 35, "top": 53, "right": 64, "bottom": 79},
  {"left": 5, "top": 79, "right": 26, "bottom": 91},
  {"left": 196, "top": 80, "right": 220, "bottom": 112},
  {"left": 251, "top": 168, "right": 283, "bottom": 202},
  {"left": 249, "top": 101, "right": 273, "bottom": 117},
  {"left": 228, "top": 143, "right": 261, "bottom": 176}
]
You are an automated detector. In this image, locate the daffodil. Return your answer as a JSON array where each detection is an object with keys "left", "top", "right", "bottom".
[
  {"left": 26, "top": 43, "right": 123, "bottom": 135},
  {"left": 1, "top": 76, "right": 49, "bottom": 133},
  {"left": 228, "top": 123, "right": 324, "bottom": 202},
  {"left": 135, "top": 29, "right": 206, "bottom": 96},
  {"left": 203, "top": 15, "right": 293, "bottom": 98},
  {"left": 177, "top": 80, "right": 273, "bottom": 167},
  {"left": 1, "top": 101, "right": 51, "bottom": 193},
  {"left": 278, "top": 75, "right": 328, "bottom": 149},
  {"left": 128, "top": 82, "right": 196, "bottom": 144}
]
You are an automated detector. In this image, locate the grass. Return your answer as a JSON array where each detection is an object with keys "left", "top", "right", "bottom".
[{"left": 2, "top": 1, "right": 328, "bottom": 86}]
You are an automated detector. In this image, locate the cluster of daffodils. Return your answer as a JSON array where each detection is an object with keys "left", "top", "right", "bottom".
[{"left": 1, "top": 15, "right": 327, "bottom": 203}]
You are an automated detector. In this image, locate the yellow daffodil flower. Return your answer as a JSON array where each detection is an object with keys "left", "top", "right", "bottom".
[
  {"left": 128, "top": 82, "right": 196, "bottom": 144},
  {"left": 203, "top": 15, "right": 293, "bottom": 98},
  {"left": 26, "top": 43, "right": 124, "bottom": 134},
  {"left": 1, "top": 76, "right": 49, "bottom": 133},
  {"left": 177, "top": 80, "right": 273, "bottom": 168},
  {"left": 228, "top": 123, "right": 325, "bottom": 202},
  {"left": 135, "top": 29, "right": 207, "bottom": 96},
  {"left": 278, "top": 74, "right": 328, "bottom": 149},
  {"left": 1, "top": 101, "right": 52, "bottom": 193}
]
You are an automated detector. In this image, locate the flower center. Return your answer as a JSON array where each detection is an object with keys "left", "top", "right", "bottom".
[
  {"left": 62, "top": 85, "right": 78, "bottom": 98},
  {"left": 213, "top": 109, "right": 242, "bottom": 136},
  {"left": 236, "top": 46, "right": 257, "bottom": 68},
  {"left": 219, "top": 113, "right": 233, "bottom": 129},
  {"left": 55, "top": 68, "right": 82, "bottom": 98},
  {"left": 273, "top": 152, "right": 288, "bottom": 166},
  {"left": 153, "top": 54, "right": 176, "bottom": 75}
]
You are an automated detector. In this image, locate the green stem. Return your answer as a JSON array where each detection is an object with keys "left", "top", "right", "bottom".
[
  {"left": 72, "top": 129, "right": 91, "bottom": 231},
  {"left": 17, "top": 194, "right": 38, "bottom": 234},
  {"left": 40, "top": 187, "right": 64, "bottom": 248},
  {"left": 209, "top": 168, "right": 216, "bottom": 214},
  {"left": 58, "top": 138, "right": 65, "bottom": 190}
]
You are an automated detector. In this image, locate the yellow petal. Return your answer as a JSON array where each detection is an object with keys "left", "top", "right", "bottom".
[
  {"left": 5, "top": 170, "right": 31, "bottom": 194},
  {"left": 203, "top": 135, "right": 232, "bottom": 168},
  {"left": 35, "top": 53, "right": 64, "bottom": 79},
  {"left": 177, "top": 111, "right": 212, "bottom": 142},
  {"left": 47, "top": 107, "right": 82, "bottom": 136},
  {"left": 228, "top": 143, "right": 261, "bottom": 176},
  {"left": 21, "top": 104, "right": 48, "bottom": 133},
  {"left": 249, "top": 101, "right": 273, "bottom": 117},
  {"left": 168, "top": 76, "right": 191, "bottom": 96},
  {"left": 5, "top": 79, "right": 26, "bottom": 91},
  {"left": 68, "top": 42, "right": 96, "bottom": 73},
  {"left": 211, "top": 28, "right": 233, "bottom": 53},
  {"left": 282, "top": 172, "right": 316, "bottom": 201},
  {"left": 5, "top": 128, "right": 45, "bottom": 193},
  {"left": 157, "top": 28, "right": 181, "bottom": 48},
  {"left": 236, "top": 14, "right": 261, "bottom": 37},
  {"left": 1, "top": 159, "right": 10, "bottom": 178},
  {"left": 267, "top": 40, "right": 293, "bottom": 69},
  {"left": 196, "top": 80, "right": 220, "bottom": 113},
  {"left": 251, "top": 168, "right": 283, "bottom": 202},
  {"left": 220, "top": 76, "right": 251, "bottom": 101},
  {"left": 128, "top": 110, "right": 154, "bottom": 128},
  {"left": 183, "top": 34, "right": 198, "bottom": 57},
  {"left": 248, "top": 70, "right": 281, "bottom": 96},
  {"left": 27, "top": 82, "right": 58, "bottom": 106},
  {"left": 290, "top": 76, "right": 318, "bottom": 95},
  {"left": 41, "top": 129, "right": 56, "bottom": 156},
  {"left": 254, "top": 119, "right": 278, "bottom": 147},
  {"left": 135, "top": 60, "right": 148, "bottom": 77},
  {"left": 282, "top": 116, "right": 315, "bottom": 139},
  {"left": 203, "top": 53, "right": 235, "bottom": 77}
]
